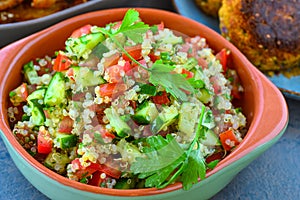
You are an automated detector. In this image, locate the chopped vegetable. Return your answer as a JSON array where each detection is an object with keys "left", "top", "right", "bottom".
[{"left": 8, "top": 9, "right": 247, "bottom": 191}]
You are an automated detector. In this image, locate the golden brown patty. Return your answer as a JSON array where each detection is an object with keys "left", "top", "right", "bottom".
[
  {"left": 194, "top": 0, "right": 222, "bottom": 18},
  {"left": 219, "top": 0, "right": 300, "bottom": 72},
  {"left": 240, "top": 0, "right": 300, "bottom": 53},
  {"left": 0, "top": 0, "right": 23, "bottom": 11}
]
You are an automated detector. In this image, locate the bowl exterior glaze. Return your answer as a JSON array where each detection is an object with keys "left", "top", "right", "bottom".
[{"left": 0, "top": 8, "right": 288, "bottom": 200}]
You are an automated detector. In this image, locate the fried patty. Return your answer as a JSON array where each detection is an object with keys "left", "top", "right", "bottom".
[
  {"left": 219, "top": 0, "right": 300, "bottom": 72},
  {"left": 0, "top": 0, "right": 23, "bottom": 11},
  {"left": 194, "top": 0, "right": 222, "bottom": 18}
]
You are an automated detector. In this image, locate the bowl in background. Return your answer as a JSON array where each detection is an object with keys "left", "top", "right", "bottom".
[
  {"left": 0, "top": 0, "right": 130, "bottom": 48},
  {"left": 0, "top": 8, "right": 288, "bottom": 200}
]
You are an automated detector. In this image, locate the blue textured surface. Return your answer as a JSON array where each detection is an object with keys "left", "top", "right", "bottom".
[{"left": 1, "top": 1, "right": 300, "bottom": 199}]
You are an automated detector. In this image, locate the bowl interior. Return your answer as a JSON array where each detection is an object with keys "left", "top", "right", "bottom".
[{"left": 0, "top": 8, "right": 264, "bottom": 196}]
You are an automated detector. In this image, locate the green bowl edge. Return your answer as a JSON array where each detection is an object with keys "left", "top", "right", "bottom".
[{"left": 0, "top": 119, "right": 288, "bottom": 200}]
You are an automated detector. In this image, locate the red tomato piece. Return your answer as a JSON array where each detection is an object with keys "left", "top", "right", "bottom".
[
  {"left": 37, "top": 128, "right": 53, "bottom": 154},
  {"left": 112, "top": 21, "right": 122, "bottom": 30},
  {"left": 58, "top": 116, "right": 73, "bottom": 134},
  {"left": 88, "top": 170, "right": 103, "bottom": 186},
  {"left": 148, "top": 53, "right": 160, "bottom": 62},
  {"left": 205, "top": 151, "right": 224, "bottom": 164},
  {"left": 103, "top": 54, "right": 120, "bottom": 69},
  {"left": 219, "top": 129, "right": 240, "bottom": 151},
  {"left": 105, "top": 65, "right": 124, "bottom": 83},
  {"left": 181, "top": 68, "right": 194, "bottom": 79},
  {"left": 216, "top": 48, "right": 229, "bottom": 73},
  {"left": 9, "top": 83, "right": 28, "bottom": 106},
  {"left": 53, "top": 53, "right": 72, "bottom": 72},
  {"left": 99, "top": 164, "right": 122, "bottom": 179},
  {"left": 72, "top": 159, "right": 101, "bottom": 179},
  {"left": 70, "top": 24, "right": 92, "bottom": 38},
  {"left": 152, "top": 91, "right": 170, "bottom": 105},
  {"left": 122, "top": 45, "right": 142, "bottom": 61},
  {"left": 157, "top": 21, "right": 164, "bottom": 30},
  {"left": 99, "top": 83, "right": 127, "bottom": 98}
]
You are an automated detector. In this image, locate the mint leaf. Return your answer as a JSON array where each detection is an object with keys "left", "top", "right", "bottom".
[{"left": 149, "top": 62, "right": 194, "bottom": 102}]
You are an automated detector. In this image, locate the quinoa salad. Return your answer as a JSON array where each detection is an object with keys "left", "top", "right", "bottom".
[{"left": 7, "top": 9, "right": 247, "bottom": 190}]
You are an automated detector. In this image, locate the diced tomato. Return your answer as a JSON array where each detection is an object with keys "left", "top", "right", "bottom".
[
  {"left": 70, "top": 24, "right": 92, "bottom": 38},
  {"left": 205, "top": 151, "right": 224, "bottom": 164},
  {"left": 72, "top": 158, "right": 101, "bottom": 179},
  {"left": 112, "top": 21, "right": 122, "bottom": 30},
  {"left": 152, "top": 91, "right": 170, "bottom": 105},
  {"left": 37, "top": 128, "right": 53, "bottom": 154},
  {"left": 99, "top": 164, "right": 121, "bottom": 179},
  {"left": 99, "top": 83, "right": 127, "bottom": 98},
  {"left": 219, "top": 129, "right": 240, "bottom": 151},
  {"left": 122, "top": 45, "right": 142, "bottom": 61},
  {"left": 148, "top": 53, "right": 160, "bottom": 62},
  {"left": 181, "top": 68, "right": 194, "bottom": 79},
  {"left": 9, "top": 83, "right": 29, "bottom": 106},
  {"left": 105, "top": 65, "right": 124, "bottom": 83},
  {"left": 157, "top": 21, "right": 164, "bottom": 31},
  {"left": 123, "top": 61, "right": 132, "bottom": 73},
  {"left": 88, "top": 170, "right": 103, "bottom": 186},
  {"left": 92, "top": 125, "right": 116, "bottom": 141},
  {"left": 53, "top": 52, "right": 72, "bottom": 72},
  {"left": 103, "top": 54, "right": 120, "bottom": 69},
  {"left": 216, "top": 48, "right": 229, "bottom": 73},
  {"left": 58, "top": 116, "right": 73, "bottom": 134}
]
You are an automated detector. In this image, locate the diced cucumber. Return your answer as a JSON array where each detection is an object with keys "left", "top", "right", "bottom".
[
  {"left": 27, "top": 88, "right": 46, "bottom": 103},
  {"left": 150, "top": 105, "right": 179, "bottom": 134},
  {"left": 183, "top": 57, "right": 198, "bottom": 70},
  {"left": 29, "top": 100, "right": 45, "bottom": 126},
  {"left": 55, "top": 133, "right": 78, "bottom": 149},
  {"left": 178, "top": 102, "right": 202, "bottom": 139},
  {"left": 66, "top": 32, "right": 106, "bottom": 59},
  {"left": 23, "top": 61, "right": 40, "bottom": 84},
  {"left": 104, "top": 107, "right": 132, "bottom": 137},
  {"left": 71, "top": 66, "right": 105, "bottom": 87},
  {"left": 200, "top": 129, "right": 221, "bottom": 146},
  {"left": 91, "top": 42, "right": 109, "bottom": 59},
  {"left": 132, "top": 101, "right": 158, "bottom": 125},
  {"left": 198, "top": 88, "right": 211, "bottom": 104},
  {"left": 44, "top": 152, "right": 70, "bottom": 174},
  {"left": 44, "top": 72, "right": 66, "bottom": 106}
]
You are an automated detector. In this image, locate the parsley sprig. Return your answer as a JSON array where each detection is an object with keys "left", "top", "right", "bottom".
[
  {"left": 96, "top": 9, "right": 194, "bottom": 101},
  {"left": 131, "top": 105, "right": 208, "bottom": 190}
]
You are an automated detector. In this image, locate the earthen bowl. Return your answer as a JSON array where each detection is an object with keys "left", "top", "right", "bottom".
[{"left": 0, "top": 8, "right": 288, "bottom": 200}]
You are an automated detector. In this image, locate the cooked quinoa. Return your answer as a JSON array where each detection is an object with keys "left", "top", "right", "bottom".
[{"left": 8, "top": 9, "right": 247, "bottom": 190}]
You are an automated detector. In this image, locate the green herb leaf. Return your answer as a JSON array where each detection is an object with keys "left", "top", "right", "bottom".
[
  {"left": 149, "top": 62, "right": 194, "bottom": 102},
  {"left": 130, "top": 134, "right": 185, "bottom": 174},
  {"left": 116, "top": 9, "right": 149, "bottom": 43},
  {"left": 181, "top": 146, "right": 206, "bottom": 190}
]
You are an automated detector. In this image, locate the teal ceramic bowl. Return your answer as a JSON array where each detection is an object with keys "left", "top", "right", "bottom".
[{"left": 0, "top": 8, "right": 288, "bottom": 200}]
